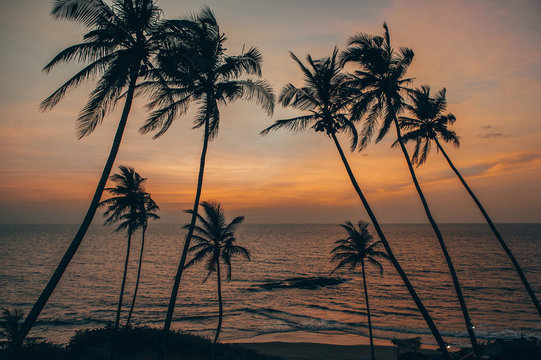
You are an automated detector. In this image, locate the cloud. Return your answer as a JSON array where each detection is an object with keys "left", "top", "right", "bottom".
[{"left": 479, "top": 133, "right": 506, "bottom": 139}]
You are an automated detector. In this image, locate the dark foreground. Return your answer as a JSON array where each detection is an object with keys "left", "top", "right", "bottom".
[{"left": 1, "top": 326, "right": 540, "bottom": 360}]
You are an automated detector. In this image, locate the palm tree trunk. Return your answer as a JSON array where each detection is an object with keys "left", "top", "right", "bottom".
[
  {"left": 330, "top": 132, "right": 450, "bottom": 359},
  {"left": 393, "top": 120, "right": 480, "bottom": 357},
  {"left": 435, "top": 139, "right": 541, "bottom": 317},
  {"left": 164, "top": 117, "right": 211, "bottom": 331},
  {"left": 116, "top": 228, "right": 133, "bottom": 329},
  {"left": 214, "top": 260, "right": 223, "bottom": 344},
  {"left": 5, "top": 67, "right": 139, "bottom": 358},
  {"left": 361, "top": 260, "right": 376, "bottom": 360},
  {"left": 126, "top": 224, "right": 146, "bottom": 327}
]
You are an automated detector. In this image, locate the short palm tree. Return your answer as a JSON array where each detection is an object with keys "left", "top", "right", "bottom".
[
  {"left": 399, "top": 85, "right": 541, "bottom": 317},
  {"left": 261, "top": 49, "right": 449, "bottom": 358},
  {"left": 0, "top": 308, "right": 24, "bottom": 344},
  {"left": 126, "top": 192, "right": 160, "bottom": 327},
  {"left": 331, "top": 221, "right": 389, "bottom": 360},
  {"left": 342, "top": 23, "right": 479, "bottom": 357},
  {"left": 9, "top": 0, "right": 166, "bottom": 351},
  {"left": 99, "top": 165, "right": 150, "bottom": 330},
  {"left": 138, "top": 7, "right": 274, "bottom": 331},
  {"left": 184, "top": 201, "right": 250, "bottom": 344}
]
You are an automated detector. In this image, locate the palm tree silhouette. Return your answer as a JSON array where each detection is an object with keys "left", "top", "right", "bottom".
[
  {"left": 99, "top": 165, "right": 150, "bottom": 330},
  {"left": 0, "top": 308, "right": 24, "bottom": 344},
  {"left": 138, "top": 7, "right": 274, "bottom": 332},
  {"left": 261, "top": 49, "right": 450, "bottom": 359},
  {"left": 331, "top": 221, "right": 389, "bottom": 360},
  {"left": 399, "top": 85, "right": 541, "bottom": 317},
  {"left": 126, "top": 191, "right": 160, "bottom": 327},
  {"left": 184, "top": 201, "right": 250, "bottom": 344},
  {"left": 342, "top": 23, "right": 479, "bottom": 357},
  {"left": 8, "top": 1, "right": 166, "bottom": 352}
]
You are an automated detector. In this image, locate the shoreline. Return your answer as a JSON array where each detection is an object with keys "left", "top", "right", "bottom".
[{"left": 228, "top": 330, "right": 442, "bottom": 360}]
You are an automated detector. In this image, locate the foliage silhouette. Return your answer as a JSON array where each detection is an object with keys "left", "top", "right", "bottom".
[
  {"left": 184, "top": 201, "right": 250, "bottom": 344},
  {"left": 138, "top": 7, "right": 274, "bottom": 332},
  {"left": 261, "top": 48, "right": 450, "bottom": 359},
  {"left": 126, "top": 192, "right": 160, "bottom": 327},
  {"left": 342, "top": 23, "right": 479, "bottom": 357},
  {"left": 7, "top": 1, "right": 167, "bottom": 354},
  {"left": 99, "top": 165, "right": 157, "bottom": 329},
  {"left": 331, "top": 221, "right": 389, "bottom": 360},
  {"left": 399, "top": 85, "right": 541, "bottom": 317},
  {"left": 0, "top": 308, "right": 24, "bottom": 344}
]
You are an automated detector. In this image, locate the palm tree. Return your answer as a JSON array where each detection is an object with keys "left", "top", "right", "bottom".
[
  {"left": 184, "top": 201, "right": 250, "bottom": 344},
  {"left": 261, "top": 49, "right": 450, "bottom": 358},
  {"left": 342, "top": 23, "right": 480, "bottom": 357},
  {"left": 7, "top": 1, "right": 166, "bottom": 353},
  {"left": 331, "top": 221, "right": 389, "bottom": 360},
  {"left": 126, "top": 193, "right": 160, "bottom": 327},
  {"left": 99, "top": 165, "right": 149, "bottom": 330},
  {"left": 0, "top": 308, "right": 24, "bottom": 344},
  {"left": 399, "top": 85, "right": 541, "bottom": 317},
  {"left": 138, "top": 7, "right": 274, "bottom": 331}
]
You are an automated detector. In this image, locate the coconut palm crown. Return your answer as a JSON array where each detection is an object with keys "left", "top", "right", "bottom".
[
  {"left": 397, "top": 86, "right": 459, "bottom": 166},
  {"left": 41, "top": 0, "right": 166, "bottom": 138},
  {"left": 261, "top": 48, "right": 358, "bottom": 150},
  {"left": 340, "top": 22, "right": 414, "bottom": 149}
]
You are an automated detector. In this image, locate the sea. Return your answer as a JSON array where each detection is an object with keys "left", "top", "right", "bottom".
[{"left": 0, "top": 223, "right": 540, "bottom": 348}]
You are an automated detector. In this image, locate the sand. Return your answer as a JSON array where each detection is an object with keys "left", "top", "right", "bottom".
[{"left": 230, "top": 331, "right": 439, "bottom": 360}]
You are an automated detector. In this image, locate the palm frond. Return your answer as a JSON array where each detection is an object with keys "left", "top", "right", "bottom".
[{"left": 260, "top": 115, "right": 316, "bottom": 135}]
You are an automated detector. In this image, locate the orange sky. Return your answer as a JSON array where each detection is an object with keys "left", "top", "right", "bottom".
[{"left": 1, "top": 0, "right": 540, "bottom": 224}]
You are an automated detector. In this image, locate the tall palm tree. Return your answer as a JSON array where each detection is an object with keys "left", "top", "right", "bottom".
[
  {"left": 7, "top": 1, "right": 166, "bottom": 353},
  {"left": 399, "top": 85, "right": 541, "bottom": 317},
  {"left": 261, "top": 49, "right": 450, "bottom": 358},
  {"left": 99, "top": 165, "right": 149, "bottom": 330},
  {"left": 126, "top": 193, "right": 160, "bottom": 327},
  {"left": 138, "top": 7, "right": 274, "bottom": 331},
  {"left": 184, "top": 201, "right": 250, "bottom": 344},
  {"left": 342, "top": 23, "right": 480, "bottom": 357},
  {"left": 331, "top": 221, "right": 389, "bottom": 360}
]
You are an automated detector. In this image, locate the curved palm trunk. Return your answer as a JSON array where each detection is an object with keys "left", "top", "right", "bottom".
[
  {"left": 330, "top": 132, "right": 450, "bottom": 359},
  {"left": 214, "top": 260, "right": 223, "bottom": 344},
  {"left": 126, "top": 224, "right": 146, "bottom": 327},
  {"left": 361, "top": 260, "right": 375, "bottom": 360},
  {"left": 393, "top": 121, "right": 480, "bottom": 357},
  {"left": 164, "top": 118, "right": 210, "bottom": 331},
  {"left": 5, "top": 69, "right": 139, "bottom": 358},
  {"left": 116, "top": 228, "right": 133, "bottom": 329},
  {"left": 435, "top": 139, "right": 541, "bottom": 317}
]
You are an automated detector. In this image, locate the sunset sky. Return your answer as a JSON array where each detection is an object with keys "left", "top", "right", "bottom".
[{"left": 1, "top": 0, "right": 540, "bottom": 224}]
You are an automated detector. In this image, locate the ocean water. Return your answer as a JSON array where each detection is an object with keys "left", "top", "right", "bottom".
[{"left": 0, "top": 223, "right": 540, "bottom": 348}]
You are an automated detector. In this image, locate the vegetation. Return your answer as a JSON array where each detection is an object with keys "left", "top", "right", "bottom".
[
  {"left": 342, "top": 23, "right": 479, "bottom": 356},
  {"left": 138, "top": 7, "right": 274, "bottom": 332},
  {"left": 9, "top": 0, "right": 168, "bottom": 352},
  {"left": 398, "top": 86, "right": 541, "bottom": 317},
  {"left": 99, "top": 165, "right": 159, "bottom": 329},
  {"left": 184, "top": 201, "right": 251, "bottom": 344},
  {"left": 261, "top": 48, "right": 450, "bottom": 358},
  {"left": 6, "top": 2, "right": 536, "bottom": 358},
  {"left": 330, "top": 221, "right": 389, "bottom": 360},
  {"left": 1, "top": 308, "right": 24, "bottom": 343},
  {"left": 1, "top": 326, "right": 283, "bottom": 360}
]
